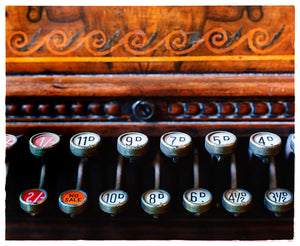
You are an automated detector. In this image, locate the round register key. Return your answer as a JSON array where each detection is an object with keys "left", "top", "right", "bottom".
[
  {"left": 6, "top": 134, "right": 17, "bottom": 151},
  {"left": 222, "top": 188, "right": 252, "bottom": 215},
  {"left": 19, "top": 188, "right": 47, "bottom": 215},
  {"left": 205, "top": 131, "right": 237, "bottom": 156},
  {"left": 70, "top": 132, "right": 101, "bottom": 158},
  {"left": 59, "top": 189, "right": 88, "bottom": 215},
  {"left": 183, "top": 188, "right": 213, "bottom": 215},
  {"left": 117, "top": 132, "right": 149, "bottom": 158},
  {"left": 249, "top": 132, "right": 281, "bottom": 158},
  {"left": 264, "top": 188, "right": 293, "bottom": 214},
  {"left": 141, "top": 189, "right": 170, "bottom": 216},
  {"left": 29, "top": 132, "right": 60, "bottom": 158},
  {"left": 99, "top": 189, "right": 128, "bottom": 215},
  {"left": 160, "top": 132, "right": 192, "bottom": 159}
]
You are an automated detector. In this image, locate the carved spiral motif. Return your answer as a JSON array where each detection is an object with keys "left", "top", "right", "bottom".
[
  {"left": 85, "top": 30, "right": 107, "bottom": 53},
  {"left": 167, "top": 30, "right": 188, "bottom": 51},
  {"left": 209, "top": 28, "right": 228, "bottom": 48},
  {"left": 46, "top": 31, "right": 69, "bottom": 54},
  {"left": 7, "top": 26, "right": 293, "bottom": 56},
  {"left": 127, "top": 30, "right": 148, "bottom": 49},
  {"left": 9, "top": 31, "right": 28, "bottom": 50},
  {"left": 247, "top": 28, "right": 273, "bottom": 53}
]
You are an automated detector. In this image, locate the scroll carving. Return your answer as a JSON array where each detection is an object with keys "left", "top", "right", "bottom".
[{"left": 7, "top": 26, "right": 294, "bottom": 56}]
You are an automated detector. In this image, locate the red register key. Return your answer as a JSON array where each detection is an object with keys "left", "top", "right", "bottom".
[
  {"left": 6, "top": 134, "right": 17, "bottom": 149},
  {"left": 19, "top": 188, "right": 48, "bottom": 215},
  {"left": 29, "top": 132, "right": 60, "bottom": 158}
]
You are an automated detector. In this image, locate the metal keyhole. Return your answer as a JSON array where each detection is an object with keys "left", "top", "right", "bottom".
[{"left": 132, "top": 100, "right": 155, "bottom": 121}]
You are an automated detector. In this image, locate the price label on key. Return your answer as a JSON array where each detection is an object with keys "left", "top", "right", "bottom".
[
  {"left": 72, "top": 133, "right": 100, "bottom": 148},
  {"left": 32, "top": 134, "right": 59, "bottom": 148},
  {"left": 117, "top": 132, "right": 149, "bottom": 158},
  {"left": 264, "top": 188, "right": 293, "bottom": 213},
  {"left": 141, "top": 189, "right": 170, "bottom": 215},
  {"left": 120, "top": 133, "right": 148, "bottom": 147},
  {"left": 29, "top": 132, "right": 60, "bottom": 158},
  {"left": 222, "top": 188, "right": 252, "bottom": 214},
  {"left": 21, "top": 189, "right": 47, "bottom": 204},
  {"left": 160, "top": 132, "right": 192, "bottom": 158},
  {"left": 19, "top": 188, "right": 48, "bottom": 215},
  {"left": 99, "top": 189, "right": 128, "bottom": 214},
  {"left": 183, "top": 188, "right": 213, "bottom": 214},
  {"left": 163, "top": 132, "right": 191, "bottom": 147},
  {"left": 100, "top": 190, "right": 128, "bottom": 205},
  {"left": 184, "top": 188, "right": 212, "bottom": 205},
  {"left": 224, "top": 189, "right": 251, "bottom": 204},
  {"left": 266, "top": 189, "right": 293, "bottom": 203},
  {"left": 144, "top": 190, "right": 169, "bottom": 205},
  {"left": 205, "top": 131, "right": 237, "bottom": 156},
  {"left": 207, "top": 132, "right": 236, "bottom": 146},
  {"left": 253, "top": 133, "right": 281, "bottom": 147},
  {"left": 249, "top": 132, "right": 281, "bottom": 157},
  {"left": 70, "top": 132, "right": 101, "bottom": 157}
]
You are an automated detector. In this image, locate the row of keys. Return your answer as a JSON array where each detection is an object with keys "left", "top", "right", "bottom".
[{"left": 6, "top": 131, "right": 294, "bottom": 218}]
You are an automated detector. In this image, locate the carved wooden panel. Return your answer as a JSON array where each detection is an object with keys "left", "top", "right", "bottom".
[{"left": 6, "top": 6, "right": 294, "bottom": 74}]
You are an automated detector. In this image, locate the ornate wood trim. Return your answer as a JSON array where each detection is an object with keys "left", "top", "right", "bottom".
[
  {"left": 6, "top": 6, "right": 295, "bottom": 73},
  {"left": 7, "top": 26, "right": 294, "bottom": 57},
  {"left": 5, "top": 99, "right": 294, "bottom": 121}
]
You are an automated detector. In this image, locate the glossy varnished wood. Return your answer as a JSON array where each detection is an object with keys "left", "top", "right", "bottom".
[
  {"left": 6, "top": 6, "right": 294, "bottom": 74},
  {"left": 6, "top": 74, "right": 294, "bottom": 98}
]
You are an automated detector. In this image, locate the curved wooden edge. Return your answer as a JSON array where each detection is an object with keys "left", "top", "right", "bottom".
[{"left": 6, "top": 74, "right": 294, "bottom": 98}]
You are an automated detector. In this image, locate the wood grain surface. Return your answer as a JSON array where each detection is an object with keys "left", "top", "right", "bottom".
[{"left": 6, "top": 6, "right": 294, "bottom": 74}]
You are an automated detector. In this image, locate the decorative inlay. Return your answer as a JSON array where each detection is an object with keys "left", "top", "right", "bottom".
[{"left": 7, "top": 26, "right": 293, "bottom": 57}]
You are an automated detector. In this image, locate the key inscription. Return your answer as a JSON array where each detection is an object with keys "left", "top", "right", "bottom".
[
  {"left": 253, "top": 132, "right": 281, "bottom": 147},
  {"left": 100, "top": 190, "right": 128, "bottom": 205},
  {"left": 32, "top": 134, "right": 59, "bottom": 148},
  {"left": 72, "top": 132, "right": 100, "bottom": 147},
  {"left": 208, "top": 131, "right": 236, "bottom": 146},
  {"left": 144, "top": 190, "right": 170, "bottom": 206},
  {"left": 164, "top": 132, "right": 191, "bottom": 147},
  {"left": 61, "top": 190, "right": 87, "bottom": 205},
  {"left": 120, "top": 133, "right": 148, "bottom": 147},
  {"left": 185, "top": 188, "right": 212, "bottom": 205},
  {"left": 224, "top": 189, "right": 251, "bottom": 205},
  {"left": 21, "top": 189, "right": 47, "bottom": 204},
  {"left": 266, "top": 189, "right": 293, "bottom": 204}
]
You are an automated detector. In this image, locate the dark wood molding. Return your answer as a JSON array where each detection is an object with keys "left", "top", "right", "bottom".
[
  {"left": 6, "top": 74, "right": 294, "bottom": 98},
  {"left": 6, "top": 98, "right": 294, "bottom": 122}
]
